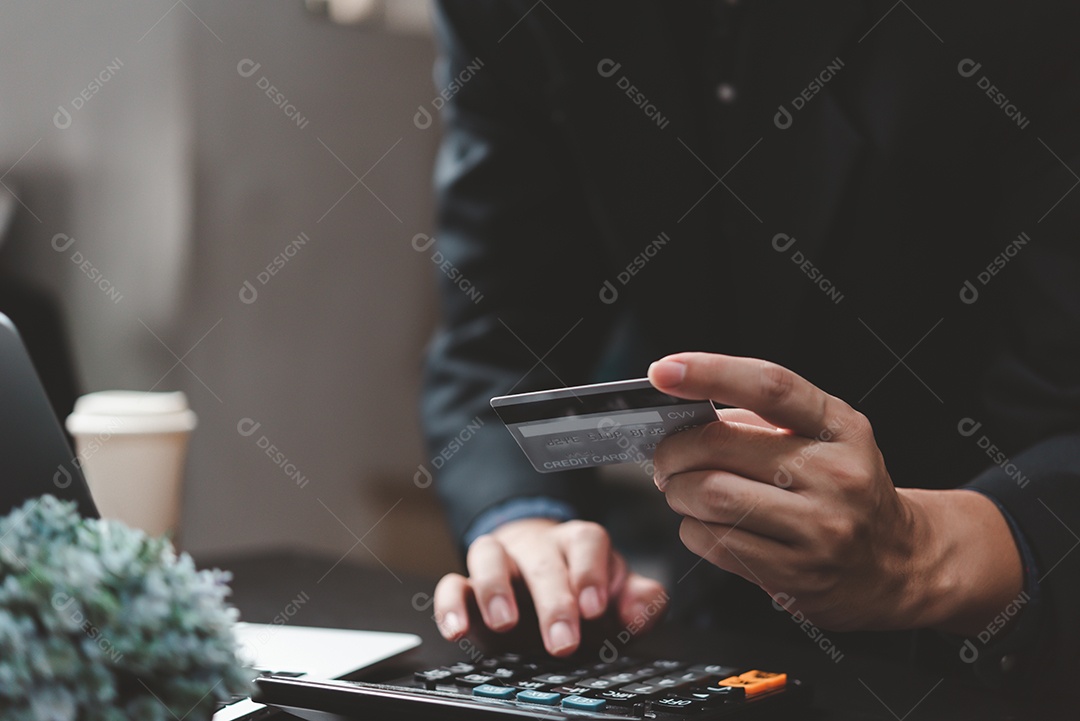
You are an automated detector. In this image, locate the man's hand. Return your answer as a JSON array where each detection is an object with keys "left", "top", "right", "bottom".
[
  {"left": 648, "top": 352, "right": 1023, "bottom": 636},
  {"left": 433, "top": 518, "right": 668, "bottom": 656}
]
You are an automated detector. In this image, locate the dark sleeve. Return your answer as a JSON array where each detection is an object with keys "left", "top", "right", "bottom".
[
  {"left": 963, "top": 13, "right": 1080, "bottom": 681},
  {"left": 420, "top": 1, "right": 615, "bottom": 545}
]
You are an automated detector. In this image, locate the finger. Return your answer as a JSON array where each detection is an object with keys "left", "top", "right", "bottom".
[
  {"left": 615, "top": 573, "right": 669, "bottom": 633},
  {"left": 608, "top": 551, "right": 629, "bottom": 600},
  {"left": 653, "top": 418, "right": 814, "bottom": 488},
  {"left": 514, "top": 544, "right": 581, "bottom": 656},
  {"left": 432, "top": 573, "right": 472, "bottom": 641},
  {"left": 555, "top": 521, "right": 612, "bottom": 620},
  {"left": 663, "top": 469, "right": 809, "bottom": 542},
  {"left": 649, "top": 353, "right": 856, "bottom": 440},
  {"left": 465, "top": 535, "right": 520, "bottom": 632},
  {"left": 716, "top": 407, "right": 775, "bottom": 430},
  {"left": 678, "top": 516, "right": 792, "bottom": 589}
]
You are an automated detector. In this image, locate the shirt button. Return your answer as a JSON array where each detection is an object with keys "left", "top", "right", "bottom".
[
  {"left": 1000, "top": 655, "right": 1018, "bottom": 674},
  {"left": 716, "top": 83, "right": 737, "bottom": 104}
]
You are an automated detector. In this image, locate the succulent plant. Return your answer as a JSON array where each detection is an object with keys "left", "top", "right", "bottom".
[{"left": 0, "top": 495, "right": 252, "bottom": 720}]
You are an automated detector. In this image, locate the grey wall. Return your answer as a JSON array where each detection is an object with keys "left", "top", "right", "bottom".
[{"left": 0, "top": 0, "right": 455, "bottom": 571}]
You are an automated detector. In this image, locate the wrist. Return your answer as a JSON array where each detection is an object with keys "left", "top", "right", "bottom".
[{"left": 895, "top": 488, "right": 1023, "bottom": 636}]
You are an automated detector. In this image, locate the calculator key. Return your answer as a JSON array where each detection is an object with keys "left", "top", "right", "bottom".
[
  {"left": 456, "top": 673, "right": 500, "bottom": 687},
  {"left": 444, "top": 663, "right": 476, "bottom": 675},
  {"left": 651, "top": 660, "right": 684, "bottom": 671},
  {"left": 497, "top": 653, "right": 523, "bottom": 665},
  {"left": 512, "top": 680, "right": 551, "bottom": 691},
  {"left": 414, "top": 668, "right": 454, "bottom": 686},
  {"left": 600, "top": 669, "right": 653, "bottom": 684},
  {"left": 653, "top": 696, "right": 705, "bottom": 714},
  {"left": 516, "top": 690, "right": 562, "bottom": 706},
  {"left": 562, "top": 695, "right": 607, "bottom": 712},
  {"left": 577, "top": 677, "right": 620, "bottom": 690},
  {"left": 718, "top": 670, "right": 787, "bottom": 697},
  {"left": 690, "top": 685, "right": 745, "bottom": 702},
  {"left": 688, "top": 664, "right": 740, "bottom": 678},
  {"left": 473, "top": 684, "right": 516, "bottom": 700},
  {"left": 678, "top": 690, "right": 727, "bottom": 707},
  {"left": 590, "top": 689, "right": 640, "bottom": 706},
  {"left": 489, "top": 667, "right": 517, "bottom": 680},
  {"left": 644, "top": 676, "right": 686, "bottom": 689},
  {"left": 534, "top": 673, "right": 581, "bottom": 685},
  {"left": 619, "top": 683, "right": 664, "bottom": 696},
  {"left": 414, "top": 672, "right": 455, "bottom": 690},
  {"left": 552, "top": 685, "right": 596, "bottom": 696},
  {"left": 664, "top": 670, "right": 712, "bottom": 685}
]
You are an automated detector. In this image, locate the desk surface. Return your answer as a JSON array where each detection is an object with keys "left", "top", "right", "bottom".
[{"left": 212, "top": 551, "right": 1058, "bottom": 721}]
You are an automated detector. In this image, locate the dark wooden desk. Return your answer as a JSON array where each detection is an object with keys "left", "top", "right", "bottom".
[{"left": 213, "top": 552, "right": 1058, "bottom": 721}]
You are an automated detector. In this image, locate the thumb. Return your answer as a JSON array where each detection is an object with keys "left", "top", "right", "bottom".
[{"left": 616, "top": 574, "right": 669, "bottom": 633}]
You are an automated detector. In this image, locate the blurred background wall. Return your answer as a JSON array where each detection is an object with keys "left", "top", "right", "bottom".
[{"left": 0, "top": 0, "right": 457, "bottom": 573}]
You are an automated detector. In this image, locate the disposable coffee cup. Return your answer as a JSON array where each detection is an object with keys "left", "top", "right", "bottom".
[{"left": 65, "top": 391, "right": 197, "bottom": 537}]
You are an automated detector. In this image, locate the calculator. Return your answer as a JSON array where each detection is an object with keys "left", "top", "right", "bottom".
[{"left": 255, "top": 652, "right": 810, "bottom": 719}]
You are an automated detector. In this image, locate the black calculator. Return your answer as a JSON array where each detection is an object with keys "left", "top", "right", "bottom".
[{"left": 255, "top": 653, "right": 810, "bottom": 719}]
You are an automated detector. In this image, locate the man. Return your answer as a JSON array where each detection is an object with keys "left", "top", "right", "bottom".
[{"left": 420, "top": 0, "right": 1080, "bottom": 691}]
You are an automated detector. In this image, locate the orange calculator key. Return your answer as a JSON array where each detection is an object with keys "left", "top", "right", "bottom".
[{"left": 718, "top": 670, "right": 787, "bottom": 697}]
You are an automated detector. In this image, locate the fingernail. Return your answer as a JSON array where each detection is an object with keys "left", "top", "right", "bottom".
[
  {"left": 489, "top": 595, "right": 513, "bottom": 628},
  {"left": 649, "top": 359, "right": 687, "bottom": 387},
  {"left": 653, "top": 473, "right": 667, "bottom": 492},
  {"left": 549, "top": 620, "right": 577, "bottom": 653},
  {"left": 579, "top": 586, "right": 603, "bottom": 618},
  {"left": 441, "top": 611, "right": 462, "bottom": 638}
]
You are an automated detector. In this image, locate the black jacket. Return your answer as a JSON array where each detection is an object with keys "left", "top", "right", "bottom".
[{"left": 420, "top": 0, "right": 1080, "bottom": 689}]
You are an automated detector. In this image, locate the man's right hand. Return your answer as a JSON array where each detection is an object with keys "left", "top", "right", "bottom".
[{"left": 433, "top": 518, "right": 668, "bottom": 657}]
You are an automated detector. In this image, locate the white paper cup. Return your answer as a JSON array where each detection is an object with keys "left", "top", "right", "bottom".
[{"left": 65, "top": 391, "right": 197, "bottom": 537}]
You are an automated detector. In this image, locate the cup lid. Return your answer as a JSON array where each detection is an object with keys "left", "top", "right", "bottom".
[{"left": 67, "top": 391, "right": 197, "bottom": 435}]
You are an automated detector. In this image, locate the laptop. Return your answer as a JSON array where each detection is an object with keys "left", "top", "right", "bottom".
[{"left": 0, "top": 313, "right": 421, "bottom": 720}]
